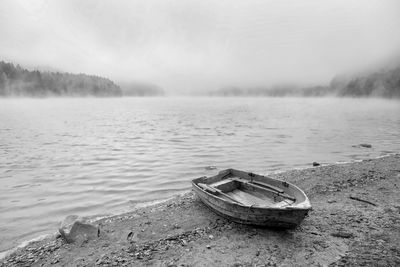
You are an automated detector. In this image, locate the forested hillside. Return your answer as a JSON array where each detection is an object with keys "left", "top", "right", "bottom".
[
  {"left": 212, "top": 65, "right": 400, "bottom": 98},
  {"left": 331, "top": 67, "right": 400, "bottom": 98},
  {"left": 212, "top": 85, "right": 332, "bottom": 97},
  {"left": 0, "top": 61, "right": 122, "bottom": 97}
]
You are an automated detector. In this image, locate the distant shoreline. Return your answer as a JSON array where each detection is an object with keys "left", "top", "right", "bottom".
[
  {"left": 0, "top": 61, "right": 164, "bottom": 97},
  {"left": 2, "top": 154, "right": 399, "bottom": 266},
  {"left": 2, "top": 60, "right": 400, "bottom": 98}
]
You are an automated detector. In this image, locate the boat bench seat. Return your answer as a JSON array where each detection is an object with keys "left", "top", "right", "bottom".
[{"left": 210, "top": 179, "right": 233, "bottom": 188}]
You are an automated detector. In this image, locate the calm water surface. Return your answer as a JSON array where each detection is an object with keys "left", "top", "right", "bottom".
[{"left": 1, "top": 97, "right": 399, "bottom": 252}]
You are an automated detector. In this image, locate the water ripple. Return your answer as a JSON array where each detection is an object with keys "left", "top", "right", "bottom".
[{"left": 0, "top": 97, "right": 400, "bottom": 252}]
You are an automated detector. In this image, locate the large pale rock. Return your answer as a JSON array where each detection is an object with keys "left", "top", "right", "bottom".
[{"left": 59, "top": 215, "right": 99, "bottom": 243}]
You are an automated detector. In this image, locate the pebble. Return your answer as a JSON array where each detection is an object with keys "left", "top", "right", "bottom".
[
  {"left": 331, "top": 232, "right": 354, "bottom": 238},
  {"left": 205, "top": 166, "right": 217, "bottom": 170},
  {"left": 360, "top": 143, "right": 372, "bottom": 148}
]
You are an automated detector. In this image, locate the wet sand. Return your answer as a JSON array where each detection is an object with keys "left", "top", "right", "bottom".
[{"left": 2, "top": 154, "right": 400, "bottom": 266}]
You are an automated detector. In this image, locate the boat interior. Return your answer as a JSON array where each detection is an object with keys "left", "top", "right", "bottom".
[{"left": 195, "top": 173, "right": 298, "bottom": 208}]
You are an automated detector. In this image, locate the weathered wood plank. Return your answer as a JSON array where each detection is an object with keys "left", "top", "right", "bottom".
[
  {"left": 230, "top": 177, "right": 296, "bottom": 202},
  {"left": 198, "top": 183, "right": 243, "bottom": 204},
  {"left": 226, "top": 189, "right": 269, "bottom": 206},
  {"left": 251, "top": 180, "right": 284, "bottom": 193},
  {"left": 196, "top": 189, "right": 305, "bottom": 227}
]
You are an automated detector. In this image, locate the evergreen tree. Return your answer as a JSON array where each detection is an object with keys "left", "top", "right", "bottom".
[{"left": 0, "top": 61, "right": 122, "bottom": 97}]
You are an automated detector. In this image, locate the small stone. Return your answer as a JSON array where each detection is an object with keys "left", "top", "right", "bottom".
[
  {"left": 205, "top": 166, "right": 217, "bottom": 170},
  {"left": 360, "top": 143, "right": 372, "bottom": 148},
  {"left": 208, "top": 235, "right": 214, "bottom": 240},
  {"left": 206, "top": 245, "right": 211, "bottom": 249},
  {"left": 331, "top": 232, "right": 354, "bottom": 238},
  {"left": 312, "top": 162, "right": 320, "bottom": 167}
]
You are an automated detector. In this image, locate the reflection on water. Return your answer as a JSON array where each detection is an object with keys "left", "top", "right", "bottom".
[{"left": 0, "top": 97, "right": 400, "bottom": 252}]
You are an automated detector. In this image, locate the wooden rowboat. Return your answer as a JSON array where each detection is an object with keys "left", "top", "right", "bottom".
[{"left": 192, "top": 169, "right": 311, "bottom": 228}]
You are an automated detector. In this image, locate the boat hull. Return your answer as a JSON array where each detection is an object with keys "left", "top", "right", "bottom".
[
  {"left": 192, "top": 169, "right": 312, "bottom": 228},
  {"left": 192, "top": 183, "right": 308, "bottom": 228}
]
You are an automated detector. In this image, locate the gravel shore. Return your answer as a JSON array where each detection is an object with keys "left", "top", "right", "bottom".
[{"left": 2, "top": 154, "right": 400, "bottom": 266}]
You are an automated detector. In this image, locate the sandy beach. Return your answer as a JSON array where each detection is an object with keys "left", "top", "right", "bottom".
[{"left": 1, "top": 154, "right": 400, "bottom": 267}]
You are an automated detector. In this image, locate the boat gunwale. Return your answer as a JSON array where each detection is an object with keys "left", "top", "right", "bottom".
[{"left": 191, "top": 169, "right": 312, "bottom": 211}]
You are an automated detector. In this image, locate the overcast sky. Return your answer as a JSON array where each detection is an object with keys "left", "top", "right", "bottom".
[{"left": 1, "top": 0, "right": 400, "bottom": 93}]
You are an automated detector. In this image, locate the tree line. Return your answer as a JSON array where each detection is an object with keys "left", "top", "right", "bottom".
[
  {"left": 212, "top": 65, "right": 400, "bottom": 98},
  {"left": 0, "top": 61, "right": 122, "bottom": 97},
  {"left": 331, "top": 66, "right": 400, "bottom": 98}
]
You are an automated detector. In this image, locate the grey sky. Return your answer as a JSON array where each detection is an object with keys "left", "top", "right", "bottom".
[{"left": 1, "top": 0, "right": 400, "bottom": 93}]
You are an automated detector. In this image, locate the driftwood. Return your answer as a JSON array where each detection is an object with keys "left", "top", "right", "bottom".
[{"left": 349, "top": 195, "right": 377, "bottom": 206}]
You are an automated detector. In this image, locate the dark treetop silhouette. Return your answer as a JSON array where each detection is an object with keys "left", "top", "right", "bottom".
[{"left": 0, "top": 61, "right": 122, "bottom": 97}]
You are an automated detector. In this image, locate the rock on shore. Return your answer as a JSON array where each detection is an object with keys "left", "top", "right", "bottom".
[
  {"left": 58, "top": 215, "right": 100, "bottom": 244},
  {"left": 1, "top": 154, "right": 400, "bottom": 266}
]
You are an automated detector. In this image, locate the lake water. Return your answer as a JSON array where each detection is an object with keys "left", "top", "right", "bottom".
[{"left": 0, "top": 97, "right": 399, "bottom": 253}]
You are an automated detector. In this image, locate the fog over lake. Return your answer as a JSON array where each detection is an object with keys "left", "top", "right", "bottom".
[
  {"left": 1, "top": 0, "right": 400, "bottom": 93},
  {"left": 1, "top": 97, "right": 400, "bottom": 252}
]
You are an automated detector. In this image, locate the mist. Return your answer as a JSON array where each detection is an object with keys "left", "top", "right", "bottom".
[{"left": 1, "top": 0, "right": 400, "bottom": 94}]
